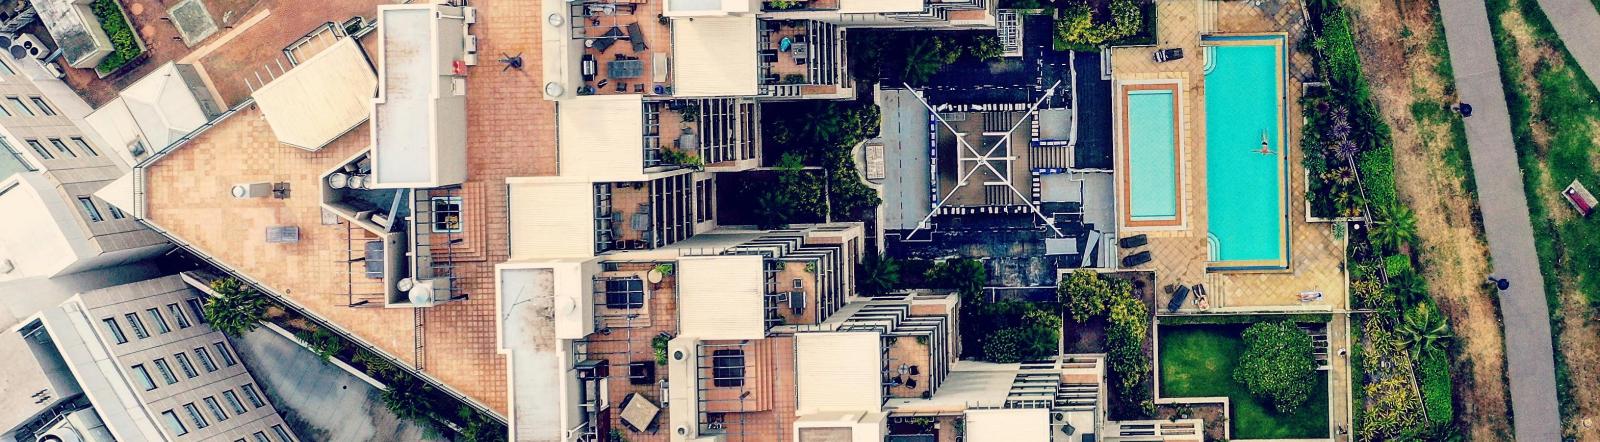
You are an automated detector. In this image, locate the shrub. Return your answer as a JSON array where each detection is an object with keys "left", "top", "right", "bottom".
[
  {"left": 381, "top": 379, "right": 434, "bottom": 422},
  {"left": 982, "top": 322, "right": 1058, "bottom": 363},
  {"left": 1058, "top": 269, "right": 1113, "bottom": 322},
  {"left": 1053, "top": 0, "right": 1142, "bottom": 51},
  {"left": 1234, "top": 321, "right": 1317, "bottom": 413},
  {"left": 926, "top": 258, "right": 988, "bottom": 301},
  {"left": 652, "top": 333, "right": 672, "bottom": 365},
  {"left": 298, "top": 327, "right": 347, "bottom": 362},
  {"left": 354, "top": 348, "right": 398, "bottom": 378},
  {"left": 205, "top": 278, "right": 269, "bottom": 338},
  {"left": 1105, "top": 286, "right": 1150, "bottom": 398},
  {"left": 1159, "top": 313, "right": 1332, "bottom": 326},
  {"left": 858, "top": 253, "right": 901, "bottom": 296},
  {"left": 90, "top": 0, "right": 143, "bottom": 73},
  {"left": 1418, "top": 350, "right": 1454, "bottom": 425}
]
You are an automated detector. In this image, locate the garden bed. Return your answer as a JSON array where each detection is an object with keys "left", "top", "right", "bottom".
[
  {"left": 90, "top": 0, "right": 146, "bottom": 75},
  {"left": 1159, "top": 324, "right": 1330, "bottom": 439}
]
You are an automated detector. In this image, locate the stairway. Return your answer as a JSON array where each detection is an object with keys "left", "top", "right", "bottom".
[
  {"left": 1054, "top": 383, "right": 1099, "bottom": 410},
  {"left": 1197, "top": 0, "right": 1218, "bottom": 34},
  {"left": 1301, "top": 324, "right": 1331, "bottom": 370}
]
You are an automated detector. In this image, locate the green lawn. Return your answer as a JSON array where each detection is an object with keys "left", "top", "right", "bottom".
[{"left": 1159, "top": 324, "right": 1330, "bottom": 439}]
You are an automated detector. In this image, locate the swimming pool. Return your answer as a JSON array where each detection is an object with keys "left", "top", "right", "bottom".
[
  {"left": 1203, "top": 34, "right": 1289, "bottom": 269},
  {"left": 1119, "top": 82, "right": 1184, "bottom": 228}
]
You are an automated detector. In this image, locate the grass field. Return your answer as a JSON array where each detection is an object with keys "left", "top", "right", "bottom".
[{"left": 1159, "top": 324, "right": 1330, "bottom": 439}]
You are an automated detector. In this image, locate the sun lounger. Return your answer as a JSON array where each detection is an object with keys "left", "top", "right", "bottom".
[
  {"left": 1118, "top": 234, "right": 1148, "bottom": 249},
  {"left": 1153, "top": 48, "right": 1184, "bottom": 63},
  {"left": 1167, "top": 285, "right": 1190, "bottom": 313},
  {"left": 1122, "top": 250, "right": 1152, "bottom": 267},
  {"left": 627, "top": 22, "right": 647, "bottom": 52}
]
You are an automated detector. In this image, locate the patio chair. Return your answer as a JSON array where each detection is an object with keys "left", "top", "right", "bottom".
[
  {"left": 1119, "top": 234, "right": 1148, "bottom": 249},
  {"left": 1167, "top": 285, "right": 1190, "bottom": 313},
  {"left": 1121, "top": 250, "right": 1152, "bottom": 267},
  {"left": 627, "top": 22, "right": 648, "bottom": 52},
  {"left": 1153, "top": 48, "right": 1184, "bottom": 63}
]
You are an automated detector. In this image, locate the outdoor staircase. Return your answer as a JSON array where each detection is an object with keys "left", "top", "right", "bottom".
[
  {"left": 1197, "top": 0, "right": 1218, "bottom": 34},
  {"left": 1054, "top": 383, "right": 1099, "bottom": 410},
  {"left": 1302, "top": 324, "right": 1332, "bottom": 370}
]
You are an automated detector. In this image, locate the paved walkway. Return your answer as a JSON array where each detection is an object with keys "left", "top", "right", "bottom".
[
  {"left": 1536, "top": 0, "right": 1600, "bottom": 86},
  {"left": 1437, "top": 1, "right": 1563, "bottom": 440}
]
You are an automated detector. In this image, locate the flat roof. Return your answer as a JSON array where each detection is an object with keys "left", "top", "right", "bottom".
[
  {"left": 556, "top": 95, "right": 645, "bottom": 180},
  {"left": 671, "top": 16, "right": 758, "bottom": 97},
  {"left": 252, "top": 38, "right": 377, "bottom": 150},
  {"left": 373, "top": 6, "right": 433, "bottom": 183},
  {"left": 796, "top": 332, "right": 883, "bottom": 415},
  {"left": 677, "top": 254, "right": 765, "bottom": 339},
  {"left": 507, "top": 178, "right": 598, "bottom": 260},
  {"left": 496, "top": 266, "right": 563, "bottom": 441},
  {"left": 964, "top": 408, "right": 1049, "bottom": 442},
  {"left": 838, "top": 0, "right": 923, "bottom": 13}
]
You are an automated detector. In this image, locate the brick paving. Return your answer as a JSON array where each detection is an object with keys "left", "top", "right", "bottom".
[{"left": 144, "top": 0, "right": 557, "bottom": 417}]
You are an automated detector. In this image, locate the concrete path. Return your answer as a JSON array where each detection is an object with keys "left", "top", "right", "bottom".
[
  {"left": 1438, "top": 1, "right": 1563, "bottom": 440},
  {"left": 233, "top": 327, "right": 439, "bottom": 442},
  {"left": 1536, "top": 0, "right": 1600, "bottom": 85}
]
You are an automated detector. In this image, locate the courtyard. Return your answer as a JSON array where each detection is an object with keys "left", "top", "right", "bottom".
[{"left": 1158, "top": 323, "right": 1330, "bottom": 439}]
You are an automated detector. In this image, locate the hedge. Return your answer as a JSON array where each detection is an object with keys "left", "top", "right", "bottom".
[
  {"left": 90, "top": 0, "right": 143, "bottom": 74},
  {"left": 1159, "top": 313, "right": 1332, "bottom": 326},
  {"left": 1418, "top": 350, "right": 1454, "bottom": 425}
]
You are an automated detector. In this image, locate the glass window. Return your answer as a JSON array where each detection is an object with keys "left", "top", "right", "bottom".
[
  {"left": 78, "top": 197, "right": 103, "bottom": 222},
  {"left": 30, "top": 97, "right": 54, "bottom": 116},
  {"left": 130, "top": 364, "right": 157, "bottom": 390},
  {"left": 147, "top": 308, "right": 171, "bottom": 334},
  {"left": 203, "top": 396, "right": 228, "bottom": 421},
  {"left": 0, "top": 138, "right": 34, "bottom": 171},
  {"left": 241, "top": 383, "right": 265, "bottom": 407},
  {"left": 195, "top": 347, "right": 218, "bottom": 372},
  {"left": 183, "top": 402, "right": 208, "bottom": 429},
  {"left": 222, "top": 389, "right": 248, "bottom": 414},
  {"left": 168, "top": 303, "right": 191, "bottom": 328},
  {"left": 8, "top": 97, "right": 33, "bottom": 116},
  {"left": 70, "top": 137, "right": 96, "bottom": 156},
  {"left": 603, "top": 278, "right": 644, "bottom": 309},
  {"left": 174, "top": 353, "right": 199, "bottom": 378},
  {"left": 712, "top": 349, "right": 745, "bottom": 387},
  {"left": 48, "top": 139, "right": 74, "bottom": 158},
  {"left": 271, "top": 424, "right": 294, "bottom": 442},
  {"left": 214, "top": 342, "right": 237, "bottom": 366},
  {"left": 160, "top": 410, "right": 188, "bottom": 436},
  {"left": 153, "top": 358, "right": 178, "bottom": 384},
  {"left": 253, "top": 432, "right": 270, "bottom": 442},
  {"left": 431, "top": 196, "right": 462, "bottom": 233},
  {"left": 187, "top": 298, "right": 208, "bottom": 323},
  {"left": 0, "top": 101, "right": 12, "bottom": 117},
  {"left": 107, "top": 205, "right": 126, "bottom": 219},
  {"left": 124, "top": 313, "right": 147, "bottom": 338},
  {"left": 101, "top": 317, "right": 127, "bottom": 344},
  {"left": 26, "top": 140, "right": 51, "bottom": 159},
  {"left": 0, "top": 59, "right": 13, "bottom": 75}
]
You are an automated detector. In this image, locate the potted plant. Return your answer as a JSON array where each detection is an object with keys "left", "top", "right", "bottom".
[{"left": 648, "top": 263, "right": 673, "bottom": 284}]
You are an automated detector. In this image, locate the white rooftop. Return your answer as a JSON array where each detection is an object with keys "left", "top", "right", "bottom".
[
  {"left": 677, "top": 254, "right": 766, "bottom": 339},
  {"left": 497, "top": 265, "right": 568, "bottom": 442},
  {"left": 370, "top": 3, "right": 469, "bottom": 189},
  {"left": 796, "top": 331, "right": 883, "bottom": 415},
  {"left": 838, "top": 0, "right": 924, "bottom": 13},
  {"left": 964, "top": 408, "right": 1050, "bottom": 442},
  {"left": 251, "top": 38, "right": 376, "bottom": 150},
  {"left": 507, "top": 178, "right": 598, "bottom": 260},
  {"left": 671, "top": 16, "right": 759, "bottom": 97},
  {"left": 556, "top": 95, "right": 646, "bottom": 180},
  {"left": 86, "top": 62, "right": 210, "bottom": 160}
]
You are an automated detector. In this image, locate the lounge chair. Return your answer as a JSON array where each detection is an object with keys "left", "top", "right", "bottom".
[
  {"left": 1122, "top": 250, "right": 1152, "bottom": 267},
  {"left": 1153, "top": 48, "right": 1184, "bottom": 63},
  {"left": 1119, "top": 234, "right": 1148, "bottom": 249},
  {"left": 627, "top": 22, "right": 647, "bottom": 52},
  {"left": 1167, "top": 285, "right": 1190, "bottom": 313}
]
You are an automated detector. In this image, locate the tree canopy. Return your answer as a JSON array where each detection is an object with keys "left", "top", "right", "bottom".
[
  {"left": 204, "top": 278, "right": 269, "bottom": 338},
  {"left": 1058, "top": 269, "right": 1113, "bottom": 322},
  {"left": 1234, "top": 321, "right": 1319, "bottom": 413}
]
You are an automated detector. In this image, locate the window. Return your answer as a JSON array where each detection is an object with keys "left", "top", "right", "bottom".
[
  {"left": 107, "top": 205, "right": 126, "bottom": 219},
  {"left": 48, "top": 139, "right": 74, "bottom": 158},
  {"left": 222, "top": 389, "right": 248, "bottom": 414},
  {"left": 168, "top": 304, "right": 191, "bottom": 328},
  {"left": 195, "top": 347, "right": 218, "bottom": 372},
  {"left": 130, "top": 364, "right": 157, "bottom": 391},
  {"left": 30, "top": 97, "right": 54, "bottom": 116},
  {"left": 214, "top": 342, "right": 237, "bottom": 366},
  {"left": 78, "top": 197, "right": 103, "bottom": 222},
  {"left": 711, "top": 349, "right": 745, "bottom": 387},
  {"left": 9, "top": 97, "right": 34, "bottom": 116},
  {"left": 152, "top": 358, "right": 178, "bottom": 384},
  {"left": 241, "top": 383, "right": 265, "bottom": 407},
  {"left": 101, "top": 317, "right": 127, "bottom": 344},
  {"left": 271, "top": 424, "right": 294, "bottom": 442},
  {"left": 203, "top": 396, "right": 228, "bottom": 421},
  {"left": 160, "top": 410, "right": 188, "bottom": 436},
  {"left": 186, "top": 298, "right": 208, "bottom": 323},
  {"left": 253, "top": 432, "right": 271, "bottom": 442},
  {"left": 430, "top": 196, "right": 462, "bottom": 233},
  {"left": 0, "top": 101, "right": 12, "bottom": 117},
  {"left": 124, "top": 313, "right": 148, "bottom": 338},
  {"left": 174, "top": 353, "right": 199, "bottom": 378},
  {"left": 26, "top": 140, "right": 51, "bottom": 159},
  {"left": 147, "top": 308, "right": 171, "bottom": 334},
  {"left": 1, "top": 138, "right": 34, "bottom": 171},
  {"left": 70, "top": 137, "right": 96, "bottom": 156},
  {"left": 183, "top": 402, "right": 208, "bottom": 429},
  {"left": 0, "top": 59, "right": 14, "bottom": 75},
  {"left": 603, "top": 278, "right": 645, "bottom": 309}
]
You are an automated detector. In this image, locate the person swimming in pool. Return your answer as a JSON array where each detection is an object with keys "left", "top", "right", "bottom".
[{"left": 1254, "top": 130, "right": 1273, "bottom": 155}]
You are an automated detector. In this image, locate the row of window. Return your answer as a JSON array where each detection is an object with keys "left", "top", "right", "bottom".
[
  {"left": 76, "top": 195, "right": 124, "bottom": 223},
  {"left": 101, "top": 298, "right": 207, "bottom": 344},
  {"left": 128, "top": 341, "right": 239, "bottom": 390},
  {"left": 0, "top": 135, "right": 102, "bottom": 176},
  {"left": 0, "top": 95, "right": 58, "bottom": 118},
  {"left": 158, "top": 383, "right": 287, "bottom": 440}
]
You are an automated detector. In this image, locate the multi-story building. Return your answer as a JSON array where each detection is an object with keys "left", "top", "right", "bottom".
[
  {"left": 0, "top": 53, "right": 169, "bottom": 282},
  {"left": 0, "top": 275, "right": 296, "bottom": 442}
]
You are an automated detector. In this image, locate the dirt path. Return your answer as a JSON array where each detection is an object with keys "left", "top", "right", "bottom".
[
  {"left": 1494, "top": 0, "right": 1600, "bottom": 437},
  {"left": 1344, "top": 1, "right": 1511, "bottom": 439}
]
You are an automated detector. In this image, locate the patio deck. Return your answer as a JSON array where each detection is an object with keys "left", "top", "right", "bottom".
[{"left": 579, "top": 0, "right": 671, "bottom": 96}]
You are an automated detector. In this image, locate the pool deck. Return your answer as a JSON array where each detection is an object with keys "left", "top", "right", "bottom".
[{"left": 1110, "top": 0, "right": 1344, "bottom": 314}]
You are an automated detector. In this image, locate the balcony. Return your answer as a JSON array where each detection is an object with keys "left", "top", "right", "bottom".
[
  {"left": 757, "top": 20, "right": 844, "bottom": 98},
  {"left": 571, "top": 0, "right": 672, "bottom": 97}
]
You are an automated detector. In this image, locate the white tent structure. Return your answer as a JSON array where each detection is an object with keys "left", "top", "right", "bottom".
[{"left": 86, "top": 62, "right": 214, "bottom": 167}]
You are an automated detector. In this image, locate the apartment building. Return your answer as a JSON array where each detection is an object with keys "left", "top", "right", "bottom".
[
  {"left": 0, "top": 275, "right": 295, "bottom": 442},
  {"left": 0, "top": 54, "right": 168, "bottom": 282}
]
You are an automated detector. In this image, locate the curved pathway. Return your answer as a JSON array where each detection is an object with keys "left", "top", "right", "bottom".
[{"left": 1437, "top": 1, "right": 1562, "bottom": 440}]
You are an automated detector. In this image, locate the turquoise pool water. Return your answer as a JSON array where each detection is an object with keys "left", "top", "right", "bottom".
[
  {"left": 1128, "top": 89, "right": 1178, "bottom": 221},
  {"left": 1204, "top": 37, "right": 1287, "bottom": 267}
]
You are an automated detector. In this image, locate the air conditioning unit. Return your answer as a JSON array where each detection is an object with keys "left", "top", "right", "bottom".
[
  {"left": 231, "top": 182, "right": 273, "bottom": 199},
  {"left": 1, "top": 33, "right": 47, "bottom": 61}
]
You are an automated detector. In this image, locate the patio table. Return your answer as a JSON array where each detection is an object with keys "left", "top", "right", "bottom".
[{"left": 608, "top": 59, "right": 645, "bottom": 79}]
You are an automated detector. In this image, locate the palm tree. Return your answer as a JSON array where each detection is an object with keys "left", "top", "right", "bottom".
[
  {"left": 1397, "top": 304, "right": 1452, "bottom": 354},
  {"left": 381, "top": 380, "right": 434, "bottom": 422},
  {"left": 858, "top": 253, "right": 901, "bottom": 296},
  {"left": 204, "top": 278, "right": 269, "bottom": 337},
  {"left": 1369, "top": 202, "right": 1417, "bottom": 252}
]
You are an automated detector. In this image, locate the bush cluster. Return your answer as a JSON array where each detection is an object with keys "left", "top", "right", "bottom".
[{"left": 90, "top": 0, "right": 143, "bottom": 73}]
